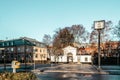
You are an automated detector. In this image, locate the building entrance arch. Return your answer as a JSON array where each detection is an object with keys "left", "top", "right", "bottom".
[{"left": 67, "top": 53, "right": 73, "bottom": 63}]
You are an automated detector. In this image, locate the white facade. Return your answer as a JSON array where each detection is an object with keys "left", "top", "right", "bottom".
[
  {"left": 78, "top": 55, "right": 92, "bottom": 63},
  {"left": 51, "top": 46, "right": 92, "bottom": 63}
]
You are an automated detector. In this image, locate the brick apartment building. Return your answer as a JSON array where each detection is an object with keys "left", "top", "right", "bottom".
[{"left": 0, "top": 37, "right": 48, "bottom": 63}]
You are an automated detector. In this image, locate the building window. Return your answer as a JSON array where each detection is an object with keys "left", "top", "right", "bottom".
[
  {"left": 40, "top": 49, "right": 42, "bottom": 52},
  {"left": 35, "top": 54, "right": 38, "bottom": 58},
  {"left": 11, "top": 42, "right": 13, "bottom": 46},
  {"left": 85, "top": 57, "right": 88, "bottom": 62},
  {"left": 2, "top": 43, "right": 4, "bottom": 46},
  {"left": 18, "top": 48, "right": 21, "bottom": 51},
  {"left": 35, "top": 49, "right": 38, "bottom": 52},
  {"left": 11, "top": 48, "right": 14, "bottom": 52},
  {"left": 26, "top": 48, "right": 29, "bottom": 52},
  {"left": 43, "top": 54, "right": 46, "bottom": 58},
  {"left": 7, "top": 42, "right": 9, "bottom": 46}
]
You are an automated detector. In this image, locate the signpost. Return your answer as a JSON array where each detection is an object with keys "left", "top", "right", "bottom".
[{"left": 94, "top": 20, "right": 105, "bottom": 71}]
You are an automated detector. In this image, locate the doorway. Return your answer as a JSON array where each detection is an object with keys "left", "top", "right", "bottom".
[{"left": 67, "top": 53, "right": 73, "bottom": 63}]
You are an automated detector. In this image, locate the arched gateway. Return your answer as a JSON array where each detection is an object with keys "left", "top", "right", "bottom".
[{"left": 67, "top": 53, "right": 73, "bottom": 63}]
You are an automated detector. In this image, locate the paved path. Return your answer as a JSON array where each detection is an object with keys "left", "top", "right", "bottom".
[
  {"left": 31, "top": 64, "right": 120, "bottom": 80},
  {"left": 32, "top": 64, "right": 108, "bottom": 75}
]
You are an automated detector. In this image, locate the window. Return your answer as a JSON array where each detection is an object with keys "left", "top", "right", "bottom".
[
  {"left": 34, "top": 49, "right": 38, "bottom": 52},
  {"left": 26, "top": 48, "right": 29, "bottom": 52},
  {"left": 85, "top": 57, "right": 88, "bottom": 62},
  {"left": 2, "top": 43, "right": 4, "bottom": 46},
  {"left": 18, "top": 48, "right": 21, "bottom": 51},
  {"left": 7, "top": 42, "right": 9, "bottom": 46},
  {"left": 40, "top": 49, "right": 42, "bottom": 52},
  {"left": 35, "top": 54, "right": 38, "bottom": 58},
  {"left": 43, "top": 54, "right": 46, "bottom": 58},
  {"left": 11, "top": 48, "right": 14, "bottom": 52},
  {"left": 11, "top": 42, "right": 13, "bottom": 46}
]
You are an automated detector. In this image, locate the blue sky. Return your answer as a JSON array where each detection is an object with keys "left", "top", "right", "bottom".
[{"left": 0, "top": 0, "right": 120, "bottom": 41}]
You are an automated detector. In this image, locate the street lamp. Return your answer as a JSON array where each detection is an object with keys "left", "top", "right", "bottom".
[{"left": 94, "top": 20, "right": 105, "bottom": 71}]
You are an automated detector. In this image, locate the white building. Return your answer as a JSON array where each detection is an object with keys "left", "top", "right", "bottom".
[{"left": 51, "top": 46, "right": 92, "bottom": 63}]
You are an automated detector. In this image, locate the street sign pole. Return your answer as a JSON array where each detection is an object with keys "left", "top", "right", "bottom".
[
  {"left": 98, "top": 30, "right": 101, "bottom": 70},
  {"left": 94, "top": 20, "right": 105, "bottom": 71}
]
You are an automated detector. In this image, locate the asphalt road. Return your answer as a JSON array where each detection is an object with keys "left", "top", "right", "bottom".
[{"left": 32, "top": 64, "right": 120, "bottom": 80}]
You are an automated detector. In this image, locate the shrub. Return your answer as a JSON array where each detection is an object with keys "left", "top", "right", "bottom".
[{"left": 0, "top": 72, "right": 38, "bottom": 80}]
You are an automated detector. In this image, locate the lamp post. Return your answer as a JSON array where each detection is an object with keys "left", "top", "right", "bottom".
[{"left": 94, "top": 20, "right": 105, "bottom": 71}]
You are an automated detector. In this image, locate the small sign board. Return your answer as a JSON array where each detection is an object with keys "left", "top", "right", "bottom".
[
  {"left": 94, "top": 20, "right": 105, "bottom": 30},
  {"left": 11, "top": 60, "right": 20, "bottom": 69}
]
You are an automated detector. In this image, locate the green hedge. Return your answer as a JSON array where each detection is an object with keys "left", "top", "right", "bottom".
[{"left": 0, "top": 72, "right": 38, "bottom": 80}]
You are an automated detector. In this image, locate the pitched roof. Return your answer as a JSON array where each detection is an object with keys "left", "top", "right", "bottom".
[
  {"left": 63, "top": 45, "right": 76, "bottom": 50},
  {"left": 0, "top": 38, "right": 35, "bottom": 47}
]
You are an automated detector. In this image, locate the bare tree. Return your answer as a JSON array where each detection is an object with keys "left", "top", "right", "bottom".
[
  {"left": 42, "top": 34, "right": 52, "bottom": 46},
  {"left": 90, "top": 30, "right": 98, "bottom": 44},
  {"left": 53, "top": 27, "right": 74, "bottom": 49},
  {"left": 70, "top": 25, "right": 89, "bottom": 43},
  {"left": 90, "top": 21, "right": 112, "bottom": 43},
  {"left": 113, "top": 20, "right": 120, "bottom": 65},
  {"left": 101, "top": 21, "right": 112, "bottom": 42},
  {"left": 113, "top": 20, "right": 120, "bottom": 41}
]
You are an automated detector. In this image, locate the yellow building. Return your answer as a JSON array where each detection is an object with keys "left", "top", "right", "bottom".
[{"left": 33, "top": 46, "right": 47, "bottom": 63}]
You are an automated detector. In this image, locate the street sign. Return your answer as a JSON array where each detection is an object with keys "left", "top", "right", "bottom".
[{"left": 94, "top": 20, "right": 105, "bottom": 30}]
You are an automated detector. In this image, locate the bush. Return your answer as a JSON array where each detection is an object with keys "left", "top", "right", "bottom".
[{"left": 0, "top": 72, "right": 38, "bottom": 80}]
